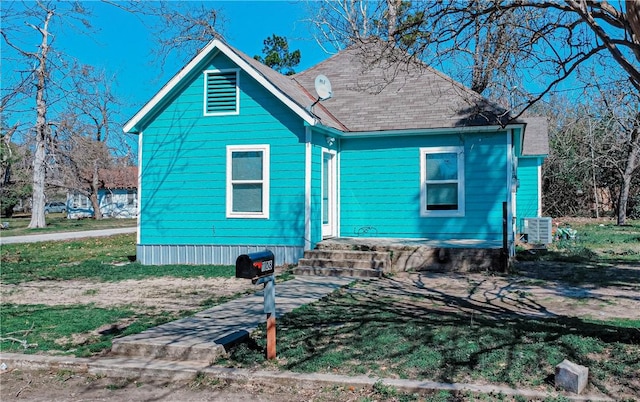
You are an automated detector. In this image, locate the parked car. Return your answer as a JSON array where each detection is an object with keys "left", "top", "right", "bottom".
[{"left": 44, "top": 201, "right": 67, "bottom": 214}]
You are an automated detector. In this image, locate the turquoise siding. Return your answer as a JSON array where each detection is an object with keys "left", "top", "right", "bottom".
[
  {"left": 139, "top": 53, "right": 307, "bottom": 247},
  {"left": 308, "top": 131, "right": 339, "bottom": 246},
  {"left": 513, "top": 127, "right": 523, "bottom": 156},
  {"left": 516, "top": 157, "right": 542, "bottom": 231},
  {"left": 309, "top": 136, "right": 323, "bottom": 246},
  {"left": 339, "top": 132, "right": 508, "bottom": 241}
]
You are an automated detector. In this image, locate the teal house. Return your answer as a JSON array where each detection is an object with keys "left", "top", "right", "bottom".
[{"left": 123, "top": 39, "right": 548, "bottom": 266}]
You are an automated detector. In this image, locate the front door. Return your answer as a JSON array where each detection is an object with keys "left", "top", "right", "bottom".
[{"left": 322, "top": 150, "right": 337, "bottom": 238}]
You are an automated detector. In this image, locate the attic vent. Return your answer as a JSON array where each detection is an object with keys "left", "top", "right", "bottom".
[
  {"left": 523, "top": 217, "right": 553, "bottom": 244},
  {"left": 204, "top": 70, "right": 239, "bottom": 115}
]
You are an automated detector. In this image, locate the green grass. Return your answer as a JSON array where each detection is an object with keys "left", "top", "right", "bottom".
[
  {"left": 0, "top": 234, "right": 234, "bottom": 284},
  {"left": 517, "top": 219, "right": 640, "bottom": 264},
  {"left": 0, "top": 232, "right": 267, "bottom": 356},
  {"left": 0, "top": 215, "right": 136, "bottom": 237},
  {"left": 2, "top": 218, "right": 638, "bottom": 398},
  {"left": 221, "top": 287, "right": 640, "bottom": 395},
  {"left": 0, "top": 303, "right": 181, "bottom": 357}
]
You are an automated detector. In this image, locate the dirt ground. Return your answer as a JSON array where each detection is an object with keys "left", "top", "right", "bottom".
[
  {"left": 1, "top": 263, "right": 639, "bottom": 401},
  {"left": 0, "top": 370, "right": 397, "bottom": 402},
  {"left": 3, "top": 264, "right": 638, "bottom": 319},
  {"left": 0, "top": 277, "right": 254, "bottom": 313}
]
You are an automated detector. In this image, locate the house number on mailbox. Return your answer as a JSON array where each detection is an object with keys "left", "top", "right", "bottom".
[{"left": 254, "top": 259, "right": 273, "bottom": 273}]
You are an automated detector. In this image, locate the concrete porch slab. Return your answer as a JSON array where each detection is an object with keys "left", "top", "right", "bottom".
[
  {"left": 317, "top": 238, "right": 505, "bottom": 272},
  {"left": 320, "top": 237, "right": 503, "bottom": 249}
]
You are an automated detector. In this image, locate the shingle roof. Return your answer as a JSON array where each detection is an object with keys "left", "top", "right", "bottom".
[
  {"left": 226, "top": 47, "right": 344, "bottom": 129},
  {"left": 521, "top": 117, "right": 550, "bottom": 156},
  {"left": 99, "top": 166, "right": 138, "bottom": 189},
  {"left": 292, "top": 41, "right": 509, "bottom": 132},
  {"left": 125, "top": 38, "right": 548, "bottom": 153}
]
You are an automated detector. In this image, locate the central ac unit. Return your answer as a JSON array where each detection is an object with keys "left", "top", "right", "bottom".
[{"left": 523, "top": 217, "right": 553, "bottom": 244}]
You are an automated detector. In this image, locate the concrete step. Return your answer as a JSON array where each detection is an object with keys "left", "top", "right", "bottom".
[
  {"left": 110, "top": 324, "right": 238, "bottom": 363},
  {"left": 303, "top": 249, "right": 391, "bottom": 261},
  {"left": 297, "top": 257, "right": 386, "bottom": 270},
  {"left": 295, "top": 249, "right": 389, "bottom": 278},
  {"left": 293, "top": 266, "right": 382, "bottom": 278}
]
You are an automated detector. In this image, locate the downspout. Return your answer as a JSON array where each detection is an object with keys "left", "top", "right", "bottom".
[
  {"left": 304, "top": 126, "right": 312, "bottom": 251},
  {"left": 506, "top": 129, "right": 515, "bottom": 257},
  {"left": 137, "top": 131, "right": 143, "bottom": 245}
]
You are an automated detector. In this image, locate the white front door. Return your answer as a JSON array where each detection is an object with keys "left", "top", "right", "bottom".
[{"left": 322, "top": 150, "right": 337, "bottom": 238}]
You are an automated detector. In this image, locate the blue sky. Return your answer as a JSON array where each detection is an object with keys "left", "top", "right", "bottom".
[
  {"left": 62, "top": 1, "right": 330, "bottom": 124},
  {"left": 2, "top": 1, "right": 330, "bottom": 141},
  {"left": 3, "top": 0, "right": 620, "bottom": 143}
]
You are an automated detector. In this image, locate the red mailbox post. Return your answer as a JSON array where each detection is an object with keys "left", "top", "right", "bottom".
[{"left": 236, "top": 250, "right": 276, "bottom": 360}]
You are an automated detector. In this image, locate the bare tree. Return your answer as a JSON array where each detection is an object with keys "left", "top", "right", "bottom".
[
  {"left": 537, "top": 74, "right": 640, "bottom": 223},
  {"left": 54, "top": 127, "right": 113, "bottom": 219},
  {"left": 591, "top": 79, "right": 640, "bottom": 224},
  {"left": 43, "top": 65, "right": 126, "bottom": 220},
  {"left": 310, "top": 0, "right": 640, "bottom": 224},
  {"left": 104, "top": 1, "right": 221, "bottom": 70},
  {"left": 0, "top": 120, "right": 31, "bottom": 217},
  {"left": 1, "top": 1, "right": 92, "bottom": 228},
  {"left": 309, "top": 1, "right": 640, "bottom": 118}
]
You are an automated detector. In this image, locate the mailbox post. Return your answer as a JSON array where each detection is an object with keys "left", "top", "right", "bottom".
[{"left": 235, "top": 250, "right": 276, "bottom": 360}]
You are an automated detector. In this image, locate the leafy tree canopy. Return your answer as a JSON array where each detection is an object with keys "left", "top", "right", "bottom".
[{"left": 254, "top": 34, "right": 301, "bottom": 75}]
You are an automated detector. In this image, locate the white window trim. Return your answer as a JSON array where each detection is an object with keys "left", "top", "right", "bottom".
[
  {"left": 226, "top": 144, "right": 270, "bottom": 219},
  {"left": 420, "top": 146, "right": 465, "bottom": 217},
  {"left": 203, "top": 69, "right": 240, "bottom": 116}
]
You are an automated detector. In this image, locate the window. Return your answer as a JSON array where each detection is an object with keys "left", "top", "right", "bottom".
[
  {"left": 204, "top": 69, "right": 239, "bottom": 116},
  {"left": 73, "top": 193, "right": 89, "bottom": 208},
  {"left": 127, "top": 190, "right": 136, "bottom": 206},
  {"left": 226, "top": 145, "right": 270, "bottom": 218},
  {"left": 420, "top": 146, "right": 465, "bottom": 217}
]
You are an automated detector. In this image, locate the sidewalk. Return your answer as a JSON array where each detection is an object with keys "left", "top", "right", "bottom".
[
  {"left": 0, "top": 353, "right": 610, "bottom": 402},
  {"left": 0, "top": 227, "right": 137, "bottom": 245},
  {"left": 110, "top": 276, "right": 353, "bottom": 362}
]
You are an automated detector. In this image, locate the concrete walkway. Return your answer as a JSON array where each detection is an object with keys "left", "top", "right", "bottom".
[
  {"left": 0, "top": 227, "right": 136, "bottom": 245},
  {"left": 111, "top": 276, "right": 353, "bottom": 362}
]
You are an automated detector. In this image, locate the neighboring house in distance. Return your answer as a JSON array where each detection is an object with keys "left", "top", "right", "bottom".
[
  {"left": 123, "top": 38, "right": 548, "bottom": 266},
  {"left": 67, "top": 166, "right": 138, "bottom": 219}
]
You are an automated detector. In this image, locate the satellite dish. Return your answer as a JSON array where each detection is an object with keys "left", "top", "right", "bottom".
[{"left": 314, "top": 75, "right": 333, "bottom": 101}]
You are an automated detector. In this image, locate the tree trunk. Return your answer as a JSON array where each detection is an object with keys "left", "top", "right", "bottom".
[
  {"left": 90, "top": 160, "right": 103, "bottom": 219},
  {"left": 89, "top": 191, "right": 102, "bottom": 219},
  {"left": 28, "top": 9, "right": 54, "bottom": 229},
  {"left": 617, "top": 124, "right": 640, "bottom": 225},
  {"left": 29, "top": 129, "right": 47, "bottom": 228},
  {"left": 386, "top": 0, "right": 400, "bottom": 44},
  {"left": 589, "top": 119, "right": 600, "bottom": 218}
]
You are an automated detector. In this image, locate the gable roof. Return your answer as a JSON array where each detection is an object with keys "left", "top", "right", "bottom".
[
  {"left": 123, "top": 38, "right": 322, "bottom": 134},
  {"left": 124, "top": 38, "right": 537, "bottom": 138}
]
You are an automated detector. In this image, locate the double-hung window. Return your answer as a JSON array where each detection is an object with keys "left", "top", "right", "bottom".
[
  {"left": 204, "top": 69, "right": 239, "bottom": 116},
  {"left": 420, "top": 146, "right": 465, "bottom": 217},
  {"left": 226, "top": 145, "right": 270, "bottom": 218}
]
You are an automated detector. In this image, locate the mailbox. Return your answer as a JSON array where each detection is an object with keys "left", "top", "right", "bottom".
[{"left": 235, "top": 250, "right": 275, "bottom": 279}]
